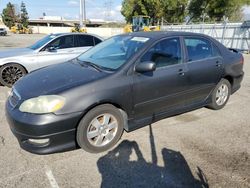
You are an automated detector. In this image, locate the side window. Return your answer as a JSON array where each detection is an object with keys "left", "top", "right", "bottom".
[
  {"left": 94, "top": 37, "right": 102, "bottom": 45},
  {"left": 213, "top": 44, "right": 221, "bottom": 57},
  {"left": 141, "top": 38, "right": 182, "bottom": 68},
  {"left": 184, "top": 37, "right": 213, "bottom": 61},
  {"left": 78, "top": 35, "right": 94, "bottom": 47},
  {"left": 47, "top": 35, "right": 75, "bottom": 49}
]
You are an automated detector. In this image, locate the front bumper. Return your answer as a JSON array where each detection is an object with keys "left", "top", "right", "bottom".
[{"left": 6, "top": 100, "right": 82, "bottom": 155}]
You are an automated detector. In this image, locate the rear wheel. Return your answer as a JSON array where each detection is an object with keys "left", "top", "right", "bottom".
[
  {"left": 77, "top": 104, "right": 124, "bottom": 153},
  {"left": 0, "top": 63, "right": 27, "bottom": 87},
  {"left": 207, "top": 79, "right": 231, "bottom": 110}
]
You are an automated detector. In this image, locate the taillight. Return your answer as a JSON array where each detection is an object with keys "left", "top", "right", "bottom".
[{"left": 240, "top": 55, "right": 244, "bottom": 64}]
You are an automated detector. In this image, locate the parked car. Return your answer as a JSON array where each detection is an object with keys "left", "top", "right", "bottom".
[
  {"left": 0, "top": 28, "right": 7, "bottom": 36},
  {"left": 0, "top": 33, "right": 103, "bottom": 87},
  {"left": 6, "top": 31, "right": 244, "bottom": 154}
]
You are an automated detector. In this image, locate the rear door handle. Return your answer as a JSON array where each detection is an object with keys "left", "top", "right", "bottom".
[
  {"left": 216, "top": 61, "right": 222, "bottom": 67},
  {"left": 178, "top": 69, "right": 185, "bottom": 76}
]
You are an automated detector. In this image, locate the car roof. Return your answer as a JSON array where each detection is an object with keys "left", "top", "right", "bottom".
[{"left": 121, "top": 31, "right": 211, "bottom": 40}]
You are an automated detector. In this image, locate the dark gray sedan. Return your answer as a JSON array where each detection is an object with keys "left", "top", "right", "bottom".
[{"left": 6, "top": 31, "right": 244, "bottom": 154}]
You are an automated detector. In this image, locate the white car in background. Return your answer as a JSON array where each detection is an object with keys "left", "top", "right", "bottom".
[
  {"left": 0, "top": 33, "right": 103, "bottom": 87},
  {"left": 0, "top": 28, "right": 7, "bottom": 36}
]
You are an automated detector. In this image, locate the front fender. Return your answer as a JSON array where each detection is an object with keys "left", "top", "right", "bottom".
[{"left": 55, "top": 76, "right": 134, "bottom": 118}]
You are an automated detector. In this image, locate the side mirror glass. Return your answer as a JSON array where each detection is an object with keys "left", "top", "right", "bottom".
[
  {"left": 46, "top": 46, "right": 57, "bottom": 52},
  {"left": 135, "top": 61, "right": 156, "bottom": 73}
]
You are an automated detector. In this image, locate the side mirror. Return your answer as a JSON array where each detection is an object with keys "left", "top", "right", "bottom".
[
  {"left": 135, "top": 61, "right": 156, "bottom": 73},
  {"left": 46, "top": 46, "right": 57, "bottom": 52}
]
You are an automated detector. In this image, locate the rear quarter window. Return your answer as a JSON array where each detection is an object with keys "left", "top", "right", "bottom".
[
  {"left": 212, "top": 44, "right": 221, "bottom": 57},
  {"left": 94, "top": 37, "right": 102, "bottom": 45},
  {"left": 78, "top": 35, "right": 94, "bottom": 47}
]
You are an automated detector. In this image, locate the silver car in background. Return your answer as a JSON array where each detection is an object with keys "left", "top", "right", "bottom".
[
  {"left": 0, "top": 33, "right": 103, "bottom": 87},
  {"left": 0, "top": 28, "right": 7, "bottom": 36}
]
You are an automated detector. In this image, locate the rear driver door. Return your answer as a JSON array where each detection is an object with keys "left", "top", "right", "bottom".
[{"left": 183, "top": 37, "right": 223, "bottom": 105}]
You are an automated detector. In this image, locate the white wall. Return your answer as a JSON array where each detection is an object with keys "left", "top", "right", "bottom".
[
  {"left": 31, "top": 26, "right": 124, "bottom": 38},
  {"left": 0, "top": 24, "right": 7, "bottom": 29}
]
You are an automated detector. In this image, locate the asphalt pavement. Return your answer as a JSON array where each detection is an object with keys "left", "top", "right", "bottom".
[{"left": 0, "top": 34, "right": 249, "bottom": 188}]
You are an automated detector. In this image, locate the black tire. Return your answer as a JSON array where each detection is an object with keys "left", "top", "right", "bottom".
[
  {"left": 207, "top": 79, "right": 231, "bottom": 110},
  {"left": 77, "top": 104, "right": 124, "bottom": 153},
  {"left": 0, "top": 63, "right": 27, "bottom": 88}
]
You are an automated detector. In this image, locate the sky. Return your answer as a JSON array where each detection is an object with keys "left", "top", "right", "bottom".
[
  {"left": 0, "top": 1, "right": 250, "bottom": 22},
  {"left": 0, "top": 0, "right": 124, "bottom": 21}
]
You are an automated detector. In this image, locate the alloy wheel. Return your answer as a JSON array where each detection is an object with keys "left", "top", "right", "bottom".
[
  {"left": 215, "top": 84, "right": 229, "bottom": 106},
  {"left": 1, "top": 65, "right": 24, "bottom": 86},
  {"left": 87, "top": 113, "right": 118, "bottom": 147}
]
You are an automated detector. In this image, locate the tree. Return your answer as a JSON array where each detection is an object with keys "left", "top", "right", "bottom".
[
  {"left": 1, "top": 2, "right": 17, "bottom": 29},
  {"left": 121, "top": 0, "right": 148, "bottom": 23},
  {"left": 121, "top": 0, "right": 250, "bottom": 24},
  {"left": 20, "top": 1, "right": 29, "bottom": 28},
  {"left": 188, "top": 0, "right": 250, "bottom": 23},
  {"left": 121, "top": 0, "right": 188, "bottom": 24},
  {"left": 162, "top": 0, "right": 188, "bottom": 23},
  {"left": 188, "top": 0, "right": 210, "bottom": 22}
]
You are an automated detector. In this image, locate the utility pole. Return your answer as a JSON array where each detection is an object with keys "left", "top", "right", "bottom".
[
  {"left": 83, "top": 0, "right": 86, "bottom": 26},
  {"left": 104, "top": 0, "right": 113, "bottom": 21},
  {"left": 79, "top": 0, "right": 86, "bottom": 28}
]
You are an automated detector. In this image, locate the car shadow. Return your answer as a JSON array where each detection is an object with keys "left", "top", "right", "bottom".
[{"left": 97, "top": 125, "right": 209, "bottom": 188}]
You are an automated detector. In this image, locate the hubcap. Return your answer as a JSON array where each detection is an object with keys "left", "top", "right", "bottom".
[
  {"left": 1, "top": 65, "right": 24, "bottom": 85},
  {"left": 216, "top": 84, "right": 229, "bottom": 106},
  {"left": 87, "top": 113, "right": 118, "bottom": 147}
]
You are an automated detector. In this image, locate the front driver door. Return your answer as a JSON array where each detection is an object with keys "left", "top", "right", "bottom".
[
  {"left": 37, "top": 35, "right": 79, "bottom": 69},
  {"left": 132, "top": 37, "right": 188, "bottom": 119}
]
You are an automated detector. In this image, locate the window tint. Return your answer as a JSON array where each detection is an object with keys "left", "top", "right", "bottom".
[
  {"left": 47, "top": 35, "right": 75, "bottom": 49},
  {"left": 141, "top": 38, "right": 182, "bottom": 68},
  {"left": 184, "top": 38, "right": 213, "bottom": 61},
  {"left": 78, "top": 35, "right": 94, "bottom": 47},
  {"left": 213, "top": 44, "right": 221, "bottom": 57},
  {"left": 94, "top": 37, "right": 102, "bottom": 45},
  {"left": 78, "top": 35, "right": 150, "bottom": 70}
]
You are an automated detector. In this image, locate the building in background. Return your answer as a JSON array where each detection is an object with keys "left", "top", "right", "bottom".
[{"left": 29, "top": 15, "right": 108, "bottom": 27}]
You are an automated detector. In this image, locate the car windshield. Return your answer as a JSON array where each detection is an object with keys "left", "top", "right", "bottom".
[
  {"left": 28, "top": 34, "right": 58, "bottom": 50},
  {"left": 78, "top": 35, "right": 150, "bottom": 70}
]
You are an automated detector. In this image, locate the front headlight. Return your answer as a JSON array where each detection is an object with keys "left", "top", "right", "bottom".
[{"left": 19, "top": 95, "right": 65, "bottom": 114}]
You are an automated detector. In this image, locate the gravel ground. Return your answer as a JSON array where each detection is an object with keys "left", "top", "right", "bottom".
[{"left": 0, "top": 34, "right": 249, "bottom": 188}]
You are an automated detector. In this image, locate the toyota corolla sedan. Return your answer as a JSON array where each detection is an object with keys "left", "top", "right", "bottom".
[
  {"left": 6, "top": 31, "right": 244, "bottom": 154},
  {"left": 0, "top": 33, "right": 103, "bottom": 87}
]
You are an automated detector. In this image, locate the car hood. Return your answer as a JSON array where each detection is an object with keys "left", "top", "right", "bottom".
[
  {"left": 0, "top": 48, "right": 34, "bottom": 59},
  {"left": 14, "top": 61, "right": 109, "bottom": 99}
]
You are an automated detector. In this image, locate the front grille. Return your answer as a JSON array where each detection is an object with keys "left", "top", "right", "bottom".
[{"left": 9, "top": 89, "right": 21, "bottom": 108}]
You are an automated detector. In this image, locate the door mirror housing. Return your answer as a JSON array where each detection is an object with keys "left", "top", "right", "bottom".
[
  {"left": 135, "top": 61, "right": 156, "bottom": 73},
  {"left": 46, "top": 46, "right": 57, "bottom": 52}
]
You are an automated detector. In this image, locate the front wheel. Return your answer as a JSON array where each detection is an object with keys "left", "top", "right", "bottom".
[
  {"left": 207, "top": 79, "right": 231, "bottom": 110},
  {"left": 77, "top": 104, "right": 124, "bottom": 153},
  {"left": 0, "top": 63, "right": 27, "bottom": 87}
]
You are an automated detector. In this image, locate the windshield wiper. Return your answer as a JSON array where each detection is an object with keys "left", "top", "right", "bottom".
[{"left": 77, "top": 60, "right": 103, "bottom": 72}]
